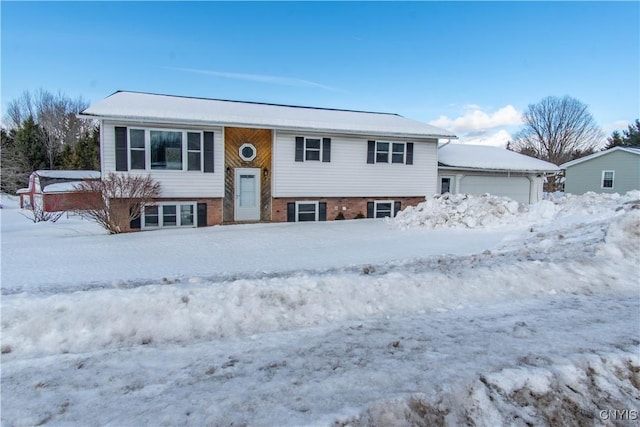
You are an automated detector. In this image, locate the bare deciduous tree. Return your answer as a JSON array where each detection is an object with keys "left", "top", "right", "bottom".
[
  {"left": 508, "top": 95, "right": 603, "bottom": 191},
  {"left": 75, "top": 173, "right": 161, "bottom": 234},
  {"left": 509, "top": 95, "right": 603, "bottom": 165},
  {"left": 5, "top": 89, "right": 94, "bottom": 168}
]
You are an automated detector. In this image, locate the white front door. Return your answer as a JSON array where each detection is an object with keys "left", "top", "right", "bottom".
[{"left": 234, "top": 168, "right": 261, "bottom": 221}]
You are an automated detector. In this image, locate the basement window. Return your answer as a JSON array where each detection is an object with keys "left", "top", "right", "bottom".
[
  {"left": 143, "top": 203, "right": 197, "bottom": 229},
  {"left": 296, "top": 201, "right": 319, "bottom": 222},
  {"left": 374, "top": 200, "right": 394, "bottom": 218}
]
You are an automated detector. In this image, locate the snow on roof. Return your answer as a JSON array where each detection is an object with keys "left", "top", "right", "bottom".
[
  {"left": 80, "top": 91, "right": 457, "bottom": 139},
  {"left": 438, "top": 144, "right": 559, "bottom": 172},
  {"left": 42, "top": 181, "right": 86, "bottom": 194},
  {"left": 35, "top": 170, "right": 101, "bottom": 180},
  {"left": 560, "top": 146, "right": 640, "bottom": 169}
]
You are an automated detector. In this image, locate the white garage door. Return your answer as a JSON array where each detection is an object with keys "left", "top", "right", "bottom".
[{"left": 459, "top": 175, "right": 530, "bottom": 204}]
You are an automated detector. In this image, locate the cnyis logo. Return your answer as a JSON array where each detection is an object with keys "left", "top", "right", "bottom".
[{"left": 598, "top": 409, "right": 638, "bottom": 421}]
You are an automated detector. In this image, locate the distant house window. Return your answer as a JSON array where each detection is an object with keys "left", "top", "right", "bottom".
[
  {"left": 602, "top": 170, "right": 614, "bottom": 188},
  {"left": 143, "top": 203, "right": 197, "bottom": 229}
]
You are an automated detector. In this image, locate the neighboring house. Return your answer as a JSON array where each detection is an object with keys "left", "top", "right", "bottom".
[
  {"left": 17, "top": 170, "right": 101, "bottom": 212},
  {"left": 79, "top": 91, "right": 457, "bottom": 231},
  {"left": 560, "top": 146, "right": 640, "bottom": 195},
  {"left": 437, "top": 144, "right": 559, "bottom": 204}
]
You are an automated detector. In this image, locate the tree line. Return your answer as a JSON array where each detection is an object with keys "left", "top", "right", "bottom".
[{"left": 1, "top": 90, "right": 99, "bottom": 194}]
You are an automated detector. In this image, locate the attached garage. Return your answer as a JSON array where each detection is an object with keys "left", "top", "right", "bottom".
[
  {"left": 459, "top": 175, "right": 531, "bottom": 203},
  {"left": 437, "top": 144, "right": 558, "bottom": 204}
]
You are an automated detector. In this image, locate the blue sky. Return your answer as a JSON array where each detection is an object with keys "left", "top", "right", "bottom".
[{"left": 2, "top": 1, "right": 638, "bottom": 146}]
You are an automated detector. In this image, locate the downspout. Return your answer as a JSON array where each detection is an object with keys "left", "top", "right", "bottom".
[
  {"left": 438, "top": 138, "right": 452, "bottom": 149},
  {"left": 526, "top": 173, "right": 537, "bottom": 204}
]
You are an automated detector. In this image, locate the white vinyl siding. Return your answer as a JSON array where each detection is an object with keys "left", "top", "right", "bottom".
[
  {"left": 102, "top": 121, "right": 224, "bottom": 198},
  {"left": 273, "top": 131, "right": 437, "bottom": 197}
]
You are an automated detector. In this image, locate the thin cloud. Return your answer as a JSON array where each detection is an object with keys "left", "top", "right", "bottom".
[
  {"left": 458, "top": 129, "right": 514, "bottom": 148},
  {"left": 165, "top": 67, "right": 345, "bottom": 93},
  {"left": 430, "top": 105, "right": 522, "bottom": 148},
  {"left": 430, "top": 105, "right": 522, "bottom": 133}
]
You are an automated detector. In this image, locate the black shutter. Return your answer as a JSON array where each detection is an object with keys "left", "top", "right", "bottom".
[
  {"left": 115, "top": 126, "right": 128, "bottom": 171},
  {"left": 295, "top": 137, "right": 304, "bottom": 162},
  {"left": 319, "top": 202, "right": 327, "bottom": 221},
  {"left": 287, "top": 202, "right": 296, "bottom": 222},
  {"left": 367, "top": 201, "right": 374, "bottom": 218},
  {"left": 130, "top": 207, "right": 141, "bottom": 229},
  {"left": 367, "top": 140, "right": 375, "bottom": 164},
  {"left": 322, "top": 138, "right": 331, "bottom": 163},
  {"left": 394, "top": 201, "right": 401, "bottom": 217},
  {"left": 203, "top": 132, "right": 215, "bottom": 173},
  {"left": 406, "top": 143, "right": 414, "bottom": 165},
  {"left": 197, "top": 203, "right": 207, "bottom": 227}
]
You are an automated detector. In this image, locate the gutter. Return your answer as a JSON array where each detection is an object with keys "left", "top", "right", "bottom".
[{"left": 438, "top": 165, "right": 559, "bottom": 174}]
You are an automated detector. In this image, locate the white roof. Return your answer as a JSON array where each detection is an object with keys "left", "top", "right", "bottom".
[
  {"left": 35, "top": 170, "right": 101, "bottom": 180},
  {"left": 80, "top": 91, "right": 457, "bottom": 139},
  {"left": 438, "top": 143, "right": 559, "bottom": 172},
  {"left": 560, "top": 146, "right": 640, "bottom": 169}
]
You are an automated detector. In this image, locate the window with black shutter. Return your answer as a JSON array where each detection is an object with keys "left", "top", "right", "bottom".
[
  {"left": 367, "top": 140, "right": 413, "bottom": 164},
  {"left": 203, "top": 131, "right": 215, "bottom": 173},
  {"left": 295, "top": 136, "right": 331, "bottom": 162},
  {"left": 115, "top": 126, "right": 128, "bottom": 171}
]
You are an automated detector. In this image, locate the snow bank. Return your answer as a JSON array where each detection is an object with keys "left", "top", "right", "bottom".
[
  {"left": 3, "top": 209, "right": 638, "bottom": 359},
  {"left": 335, "top": 350, "right": 640, "bottom": 426},
  {"left": 393, "top": 191, "right": 640, "bottom": 230}
]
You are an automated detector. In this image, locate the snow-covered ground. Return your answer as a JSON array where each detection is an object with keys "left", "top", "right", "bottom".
[{"left": 1, "top": 192, "right": 639, "bottom": 426}]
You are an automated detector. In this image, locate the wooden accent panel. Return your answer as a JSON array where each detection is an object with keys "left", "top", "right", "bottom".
[{"left": 224, "top": 127, "right": 272, "bottom": 222}]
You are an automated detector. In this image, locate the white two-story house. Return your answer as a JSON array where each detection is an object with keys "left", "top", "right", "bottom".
[{"left": 80, "top": 91, "right": 457, "bottom": 231}]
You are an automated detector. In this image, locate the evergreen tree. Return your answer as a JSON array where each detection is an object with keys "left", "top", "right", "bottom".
[
  {"left": 73, "top": 127, "right": 100, "bottom": 170},
  {"left": 59, "top": 143, "right": 75, "bottom": 169},
  {"left": 14, "top": 116, "right": 48, "bottom": 172},
  {"left": 1, "top": 128, "right": 29, "bottom": 193},
  {"left": 605, "top": 119, "right": 640, "bottom": 149}
]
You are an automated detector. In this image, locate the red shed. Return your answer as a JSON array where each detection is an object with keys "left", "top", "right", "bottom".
[{"left": 17, "top": 170, "right": 101, "bottom": 212}]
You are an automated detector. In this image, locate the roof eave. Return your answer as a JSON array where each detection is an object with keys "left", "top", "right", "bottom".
[
  {"left": 78, "top": 113, "right": 458, "bottom": 140},
  {"left": 560, "top": 146, "right": 640, "bottom": 168},
  {"left": 438, "top": 165, "right": 558, "bottom": 173}
]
